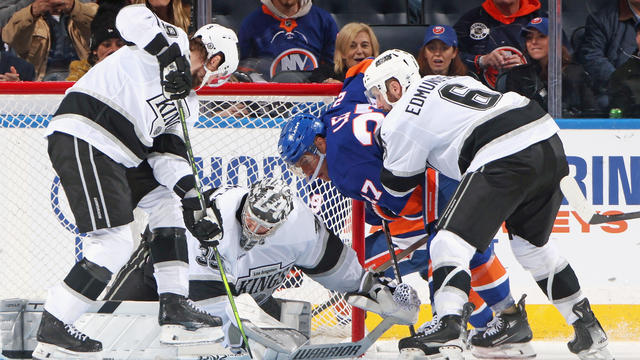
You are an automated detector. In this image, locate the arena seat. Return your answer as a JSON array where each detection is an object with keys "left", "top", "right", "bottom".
[
  {"left": 371, "top": 25, "right": 430, "bottom": 55},
  {"left": 314, "top": 0, "right": 408, "bottom": 29},
  {"left": 210, "top": 0, "right": 260, "bottom": 32}
]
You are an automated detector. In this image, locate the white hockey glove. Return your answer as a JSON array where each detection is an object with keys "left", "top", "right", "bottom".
[
  {"left": 181, "top": 188, "right": 223, "bottom": 246},
  {"left": 156, "top": 42, "right": 192, "bottom": 100},
  {"left": 346, "top": 271, "right": 420, "bottom": 325}
]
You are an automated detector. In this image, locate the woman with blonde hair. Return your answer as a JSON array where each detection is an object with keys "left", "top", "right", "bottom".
[
  {"left": 309, "top": 22, "right": 379, "bottom": 83},
  {"left": 130, "top": 0, "right": 191, "bottom": 33}
]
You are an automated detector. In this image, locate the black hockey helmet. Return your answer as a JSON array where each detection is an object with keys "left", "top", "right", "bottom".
[{"left": 240, "top": 178, "right": 294, "bottom": 250}]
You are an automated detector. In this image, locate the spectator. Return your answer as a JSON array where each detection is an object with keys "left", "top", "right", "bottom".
[
  {"left": 309, "top": 22, "right": 379, "bottom": 84},
  {"left": 417, "top": 24, "right": 471, "bottom": 77},
  {"left": 0, "top": 0, "right": 33, "bottom": 28},
  {"left": 2, "top": 0, "right": 97, "bottom": 81},
  {"left": 66, "top": 0, "right": 125, "bottom": 81},
  {"left": 130, "top": 0, "right": 191, "bottom": 34},
  {"left": 238, "top": 0, "right": 338, "bottom": 82},
  {"left": 0, "top": 38, "right": 36, "bottom": 81},
  {"left": 578, "top": 0, "right": 640, "bottom": 109},
  {"left": 608, "top": 21, "right": 640, "bottom": 117},
  {"left": 454, "top": 0, "right": 543, "bottom": 88},
  {"left": 496, "top": 17, "right": 599, "bottom": 118}
]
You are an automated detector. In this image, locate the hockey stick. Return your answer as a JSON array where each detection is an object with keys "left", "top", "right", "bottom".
[
  {"left": 381, "top": 219, "right": 417, "bottom": 337},
  {"left": 287, "top": 316, "right": 396, "bottom": 359},
  {"left": 176, "top": 100, "right": 253, "bottom": 358},
  {"left": 560, "top": 176, "right": 640, "bottom": 224},
  {"left": 310, "top": 234, "right": 428, "bottom": 317}
]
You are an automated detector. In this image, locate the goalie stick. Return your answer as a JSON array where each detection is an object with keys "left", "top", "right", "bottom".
[
  {"left": 310, "top": 234, "right": 428, "bottom": 317},
  {"left": 177, "top": 100, "right": 252, "bottom": 357},
  {"left": 285, "top": 317, "right": 396, "bottom": 360},
  {"left": 560, "top": 176, "right": 640, "bottom": 224}
]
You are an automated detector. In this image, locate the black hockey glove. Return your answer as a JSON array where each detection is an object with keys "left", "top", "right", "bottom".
[
  {"left": 157, "top": 42, "right": 192, "bottom": 100},
  {"left": 181, "top": 188, "right": 224, "bottom": 247}
]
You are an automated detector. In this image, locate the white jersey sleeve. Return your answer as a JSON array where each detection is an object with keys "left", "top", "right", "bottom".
[
  {"left": 290, "top": 198, "right": 364, "bottom": 293},
  {"left": 116, "top": 4, "right": 188, "bottom": 56},
  {"left": 146, "top": 94, "right": 198, "bottom": 193}
]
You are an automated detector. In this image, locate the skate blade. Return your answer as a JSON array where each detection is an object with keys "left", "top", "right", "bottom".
[
  {"left": 577, "top": 346, "right": 614, "bottom": 360},
  {"left": 32, "top": 342, "right": 102, "bottom": 359},
  {"left": 160, "top": 324, "right": 224, "bottom": 345},
  {"left": 471, "top": 342, "right": 537, "bottom": 359},
  {"left": 399, "top": 346, "right": 464, "bottom": 360}
]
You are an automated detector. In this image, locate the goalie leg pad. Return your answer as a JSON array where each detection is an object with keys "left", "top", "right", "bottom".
[
  {"left": 225, "top": 294, "right": 309, "bottom": 356},
  {"left": 279, "top": 299, "right": 311, "bottom": 339}
]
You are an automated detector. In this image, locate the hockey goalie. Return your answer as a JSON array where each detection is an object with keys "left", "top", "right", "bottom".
[{"left": 0, "top": 178, "right": 419, "bottom": 359}]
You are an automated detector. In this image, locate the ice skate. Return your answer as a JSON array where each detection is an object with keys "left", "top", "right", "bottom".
[
  {"left": 32, "top": 310, "right": 102, "bottom": 359},
  {"left": 398, "top": 302, "right": 474, "bottom": 360},
  {"left": 470, "top": 294, "right": 536, "bottom": 359},
  {"left": 158, "top": 293, "right": 224, "bottom": 345},
  {"left": 567, "top": 298, "right": 614, "bottom": 360}
]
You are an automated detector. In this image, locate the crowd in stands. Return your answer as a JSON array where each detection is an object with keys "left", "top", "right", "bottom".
[{"left": 1, "top": 0, "right": 639, "bottom": 118}]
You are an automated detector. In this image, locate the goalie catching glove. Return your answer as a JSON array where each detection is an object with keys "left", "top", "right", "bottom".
[
  {"left": 346, "top": 271, "right": 420, "bottom": 325},
  {"left": 156, "top": 42, "right": 192, "bottom": 100},
  {"left": 181, "top": 187, "right": 224, "bottom": 246}
]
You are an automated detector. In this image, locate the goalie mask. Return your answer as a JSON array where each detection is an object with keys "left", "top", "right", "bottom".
[
  {"left": 240, "top": 178, "right": 294, "bottom": 250},
  {"left": 363, "top": 49, "right": 420, "bottom": 106},
  {"left": 192, "top": 24, "right": 239, "bottom": 89}
]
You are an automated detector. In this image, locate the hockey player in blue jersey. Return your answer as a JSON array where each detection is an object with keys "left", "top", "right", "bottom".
[{"left": 278, "top": 58, "right": 536, "bottom": 358}]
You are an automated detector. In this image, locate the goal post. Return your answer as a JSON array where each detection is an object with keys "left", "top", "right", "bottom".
[{"left": 0, "top": 82, "right": 365, "bottom": 341}]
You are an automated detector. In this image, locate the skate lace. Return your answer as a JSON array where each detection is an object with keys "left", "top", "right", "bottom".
[
  {"left": 187, "top": 299, "right": 210, "bottom": 315},
  {"left": 64, "top": 324, "right": 88, "bottom": 341},
  {"left": 417, "top": 314, "right": 439, "bottom": 334},
  {"left": 419, "top": 316, "right": 443, "bottom": 336},
  {"left": 483, "top": 316, "right": 505, "bottom": 338}
]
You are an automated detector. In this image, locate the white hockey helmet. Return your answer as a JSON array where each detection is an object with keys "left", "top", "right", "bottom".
[
  {"left": 192, "top": 24, "right": 239, "bottom": 89},
  {"left": 240, "top": 178, "right": 294, "bottom": 250},
  {"left": 363, "top": 49, "right": 421, "bottom": 106}
]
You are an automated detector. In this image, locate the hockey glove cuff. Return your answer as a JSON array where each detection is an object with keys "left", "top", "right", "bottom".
[
  {"left": 181, "top": 188, "right": 223, "bottom": 246},
  {"left": 157, "top": 42, "right": 192, "bottom": 100}
]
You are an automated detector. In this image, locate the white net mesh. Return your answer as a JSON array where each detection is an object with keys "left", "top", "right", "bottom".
[{"left": 0, "top": 87, "right": 358, "bottom": 339}]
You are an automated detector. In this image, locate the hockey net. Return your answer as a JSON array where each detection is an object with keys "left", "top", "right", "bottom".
[{"left": 0, "top": 82, "right": 364, "bottom": 341}]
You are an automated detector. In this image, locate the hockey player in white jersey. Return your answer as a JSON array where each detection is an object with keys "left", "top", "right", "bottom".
[
  {"left": 34, "top": 4, "right": 239, "bottom": 359},
  {"left": 106, "top": 177, "right": 420, "bottom": 358},
  {"left": 363, "top": 49, "right": 613, "bottom": 360}
]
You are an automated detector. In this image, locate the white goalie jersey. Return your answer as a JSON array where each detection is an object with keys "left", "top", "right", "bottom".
[
  {"left": 44, "top": 4, "right": 197, "bottom": 191},
  {"left": 187, "top": 186, "right": 365, "bottom": 306}
]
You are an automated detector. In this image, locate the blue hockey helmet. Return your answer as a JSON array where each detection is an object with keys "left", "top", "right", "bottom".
[{"left": 278, "top": 113, "right": 326, "bottom": 165}]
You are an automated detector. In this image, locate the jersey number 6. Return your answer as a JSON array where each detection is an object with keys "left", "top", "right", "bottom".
[{"left": 439, "top": 83, "right": 501, "bottom": 111}]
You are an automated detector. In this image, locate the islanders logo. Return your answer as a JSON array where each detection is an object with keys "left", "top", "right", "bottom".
[
  {"left": 270, "top": 48, "right": 319, "bottom": 79},
  {"left": 432, "top": 26, "right": 445, "bottom": 35},
  {"left": 531, "top": 17, "right": 543, "bottom": 24}
]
